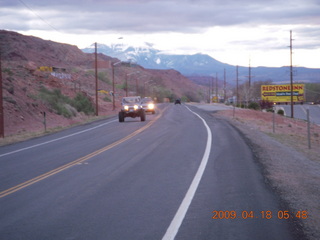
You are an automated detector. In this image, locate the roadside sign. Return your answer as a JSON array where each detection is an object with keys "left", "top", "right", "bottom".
[{"left": 261, "top": 84, "right": 305, "bottom": 103}]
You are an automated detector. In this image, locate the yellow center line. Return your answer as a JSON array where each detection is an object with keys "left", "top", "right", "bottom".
[{"left": 0, "top": 108, "right": 165, "bottom": 198}]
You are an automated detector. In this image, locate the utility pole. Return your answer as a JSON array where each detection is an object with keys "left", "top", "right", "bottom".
[
  {"left": 208, "top": 77, "right": 211, "bottom": 103},
  {"left": 136, "top": 77, "right": 138, "bottom": 95},
  {"left": 95, "top": 42, "right": 98, "bottom": 116},
  {"left": 126, "top": 71, "right": 140, "bottom": 97},
  {"left": 246, "top": 58, "right": 254, "bottom": 104},
  {"left": 223, "top": 68, "right": 226, "bottom": 103},
  {"left": 236, "top": 65, "right": 239, "bottom": 106},
  {"left": 125, "top": 73, "right": 128, "bottom": 97},
  {"left": 208, "top": 77, "right": 212, "bottom": 103},
  {"left": 290, "top": 30, "right": 294, "bottom": 118},
  {"left": 0, "top": 50, "right": 4, "bottom": 138},
  {"left": 207, "top": 78, "right": 210, "bottom": 103},
  {"left": 211, "top": 76, "right": 214, "bottom": 103},
  {"left": 112, "top": 63, "right": 115, "bottom": 110},
  {"left": 112, "top": 61, "right": 122, "bottom": 110},
  {"left": 215, "top": 73, "right": 218, "bottom": 103},
  {"left": 248, "top": 59, "right": 251, "bottom": 88}
]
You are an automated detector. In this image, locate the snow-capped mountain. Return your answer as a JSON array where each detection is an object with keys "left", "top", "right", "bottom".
[
  {"left": 82, "top": 43, "right": 320, "bottom": 84},
  {"left": 82, "top": 42, "right": 162, "bottom": 67},
  {"left": 82, "top": 42, "right": 231, "bottom": 75}
]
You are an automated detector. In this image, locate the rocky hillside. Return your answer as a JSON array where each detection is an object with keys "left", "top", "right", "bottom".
[{"left": 0, "top": 30, "right": 203, "bottom": 138}]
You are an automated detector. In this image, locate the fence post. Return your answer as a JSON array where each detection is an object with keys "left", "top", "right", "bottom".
[
  {"left": 43, "top": 112, "right": 47, "bottom": 132},
  {"left": 307, "top": 108, "right": 311, "bottom": 149},
  {"left": 273, "top": 106, "right": 275, "bottom": 133}
]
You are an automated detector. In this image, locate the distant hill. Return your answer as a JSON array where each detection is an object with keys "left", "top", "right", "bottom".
[
  {"left": 82, "top": 43, "right": 320, "bottom": 84},
  {"left": 0, "top": 30, "right": 203, "bottom": 136}
]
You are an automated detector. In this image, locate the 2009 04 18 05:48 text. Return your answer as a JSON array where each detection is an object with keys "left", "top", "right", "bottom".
[{"left": 212, "top": 210, "right": 308, "bottom": 220}]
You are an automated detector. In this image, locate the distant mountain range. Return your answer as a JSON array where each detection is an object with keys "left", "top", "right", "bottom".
[{"left": 82, "top": 43, "right": 320, "bottom": 84}]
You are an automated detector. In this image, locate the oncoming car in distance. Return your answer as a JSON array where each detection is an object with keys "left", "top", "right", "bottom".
[
  {"left": 140, "top": 97, "right": 155, "bottom": 114},
  {"left": 119, "top": 96, "right": 146, "bottom": 122},
  {"left": 174, "top": 98, "right": 181, "bottom": 105}
]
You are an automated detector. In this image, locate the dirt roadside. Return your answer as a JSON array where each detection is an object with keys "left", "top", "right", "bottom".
[{"left": 214, "top": 108, "right": 320, "bottom": 240}]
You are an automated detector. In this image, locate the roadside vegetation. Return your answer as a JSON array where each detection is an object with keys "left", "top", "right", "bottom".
[{"left": 38, "top": 86, "right": 95, "bottom": 118}]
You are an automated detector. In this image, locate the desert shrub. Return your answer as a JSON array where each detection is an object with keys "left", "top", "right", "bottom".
[
  {"left": 3, "top": 68, "right": 13, "bottom": 76},
  {"left": 248, "top": 102, "right": 260, "bottom": 110},
  {"left": 277, "top": 109, "right": 284, "bottom": 115},
  {"left": 152, "top": 86, "right": 175, "bottom": 102},
  {"left": 38, "top": 87, "right": 71, "bottom": 117},
  {"left": 98, "top": 72, "right": 111, "bottom": 84},
  {"left": 4, "top": 96, "right": 17, "bottom": 105},
  {"left": 84, "top": 70, "right": 94, "bottom": 77},
  {"left": 181, "top": 96, "right": 189, "bottom": 102},
  {"left": 38, "top": 87, "right": 94, "bottom": 117},
  {"left": 71, "top": 93, "right": 94, "bottom": 115},
  {"left": 116, "top": 82, "right": 126, "bottom": 89},
  {"left": 5, "top": 85, "right": 14, "bottom": 94},
  {"left": 103, "top": 96, "right": 111, "bottom": 102},
  {"left": 236, "top": 103, "right": 245, "bottom": 108},
  {"left": 183, "top": 91, "right": 201, "bottom": 102},
  {"left": 260, "top": 99, "right": 273, "bottom": 110}
]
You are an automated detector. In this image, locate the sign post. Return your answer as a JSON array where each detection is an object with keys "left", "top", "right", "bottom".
[{"left": 0, "top": 51, "right": 4, "bottom": 138}]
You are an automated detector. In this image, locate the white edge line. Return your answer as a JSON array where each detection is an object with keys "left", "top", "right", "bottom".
[
  {"left": 0, "top": 119, "right": 117, "bottom": 158},
  {"left": 162, "top": 106, "right": 212, "bottom": 240}
]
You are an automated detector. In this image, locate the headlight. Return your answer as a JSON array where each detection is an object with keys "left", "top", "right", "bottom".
[
  {"left": 148, "top": 103, "right": 155, "bottom": 109},
  {"left": 134, "top": 105, "right": 138, "bottom": 110},
  {"left": 124, "top": 105, "right": 129, "bottom": 111}
]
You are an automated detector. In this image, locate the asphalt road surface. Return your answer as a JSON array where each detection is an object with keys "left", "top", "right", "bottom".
[
  {"left": 280, "top": 104, "right": 320, "bottom": 125},
  {"left": 0, "top": 103, "right": 305, "bottom": 240}
]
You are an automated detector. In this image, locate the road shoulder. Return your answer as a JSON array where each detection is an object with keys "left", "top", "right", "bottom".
[{"left": 212, "top": 111, "right": 320, "bottom": 240}]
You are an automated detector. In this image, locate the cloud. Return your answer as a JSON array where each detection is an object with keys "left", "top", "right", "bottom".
[
  {"left": 1, "top": 0, "right": 320, "bottom": 67},
  {"left": 1, "top": 0, "right": 319, "bottom": 34}
]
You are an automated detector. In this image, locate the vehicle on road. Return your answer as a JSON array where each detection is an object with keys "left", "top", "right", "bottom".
[
  {"left": 140, "top": 97, "right": 155, "bottom": 114},
  {"left": 174, "top": 99, "right": 181, "bottom": 105},
  {"left": 119, "top": 96, "right": 146, "bottom": 122}
]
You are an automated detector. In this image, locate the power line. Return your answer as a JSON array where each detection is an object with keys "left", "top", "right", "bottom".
[
  {"left": 290, "top": 30, "right": 294, "bottom": 118},
  {"left": 17, "top": 0, "right": 60, "bottom": 32}
]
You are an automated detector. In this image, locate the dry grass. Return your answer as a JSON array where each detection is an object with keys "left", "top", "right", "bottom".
[
  {"left": 0, "top": 114, "right": 116, "bottom": 146},
  {"left": 214, "top": 108, "right": 320, "bottom": 240},
  {"left": 217, "top": 108, "right": 320, "bottom": 163}
]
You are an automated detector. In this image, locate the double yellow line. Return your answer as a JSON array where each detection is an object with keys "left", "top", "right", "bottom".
[{"left": 0, "top": 109, "right": 163, "bottom": 198}]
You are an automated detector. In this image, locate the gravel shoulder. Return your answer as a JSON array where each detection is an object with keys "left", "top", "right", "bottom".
[{"left": 213, "top": 108, "right": 320, "bottom": 240}]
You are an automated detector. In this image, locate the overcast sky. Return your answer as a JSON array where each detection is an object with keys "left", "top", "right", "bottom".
[{"left": 1, "top": 0, "right": 320, "bottom": 68}]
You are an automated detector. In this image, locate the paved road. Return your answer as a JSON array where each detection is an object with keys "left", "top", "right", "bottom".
[
  {"left": 196, "top": 103, "right": 320, "bottom": 125},
  {"left": 279, "top": 104, "right": 320, "bottom": 125},
  {"left": 0, "top": 104, "right": 304, "bottom": 240}
]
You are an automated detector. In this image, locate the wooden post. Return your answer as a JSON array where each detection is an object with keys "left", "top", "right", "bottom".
[{"left": 0, "top": 51, "right": 4, "bottom": 138}]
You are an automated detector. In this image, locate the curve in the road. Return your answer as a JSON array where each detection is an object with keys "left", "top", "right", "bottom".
[{"left": 162, "top": 105, "right": 212, "bottom": 240}]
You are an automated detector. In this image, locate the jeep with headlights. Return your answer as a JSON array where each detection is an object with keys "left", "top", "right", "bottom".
[
  {"left": 119, "top": 96, "right": 146, "bottom": 122},
  {"left": 140, "top": 97, "right": 155, "bottom": 114}
]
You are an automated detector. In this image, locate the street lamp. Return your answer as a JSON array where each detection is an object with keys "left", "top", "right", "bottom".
[{"left": 112, "top": 60, "right": 122, "bottom": 110}]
